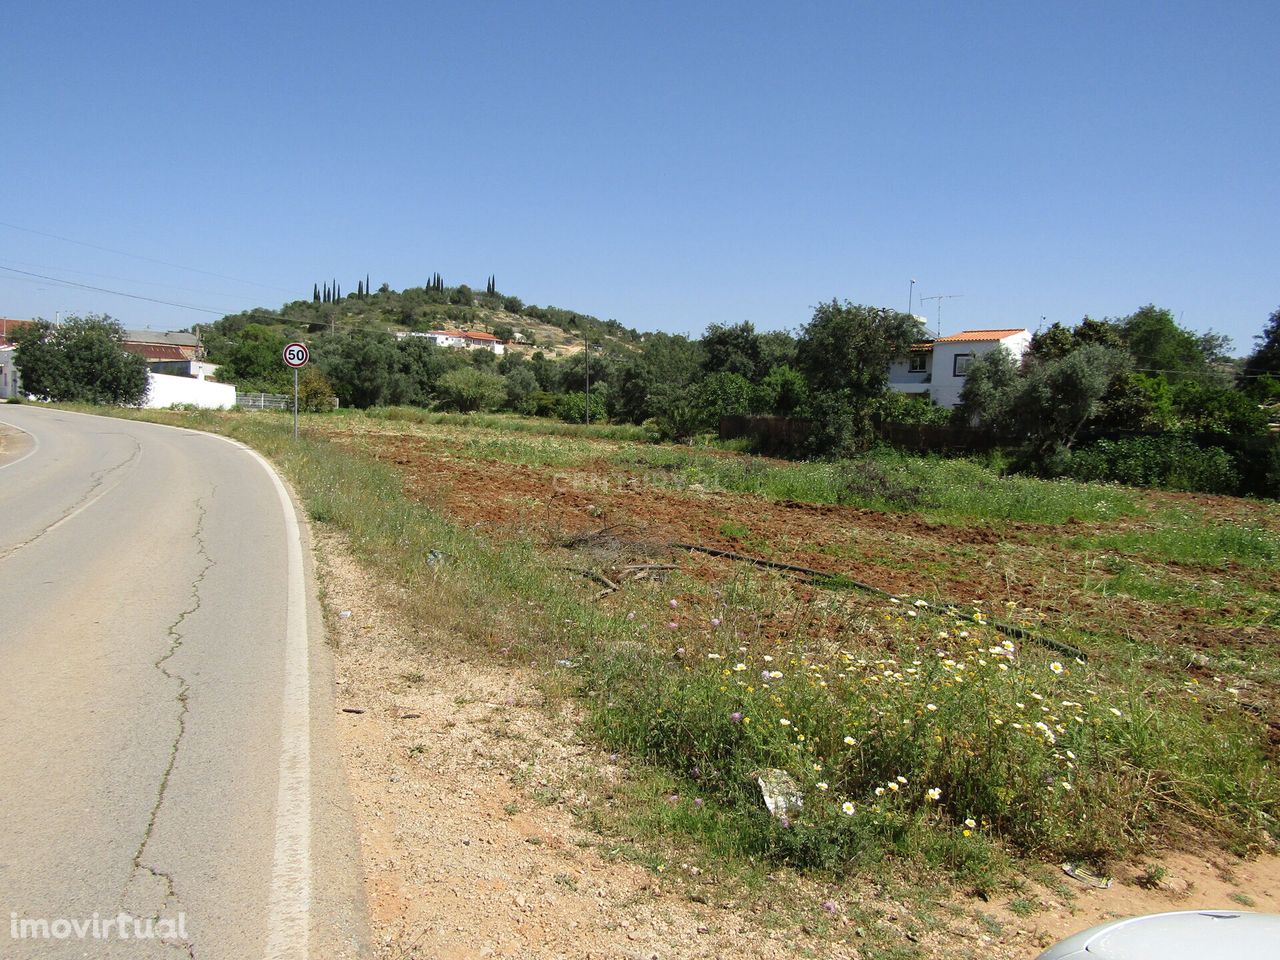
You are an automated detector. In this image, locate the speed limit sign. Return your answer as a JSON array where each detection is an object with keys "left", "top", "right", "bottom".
[{"left": 283, "top": 342, "right": 309, "bottom": 367}]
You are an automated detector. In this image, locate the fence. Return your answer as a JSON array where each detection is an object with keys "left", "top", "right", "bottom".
[
  {"left": 237, "top": 392, "right": 291, "bottom": 411},
  {"left": 720, "top": 415, "right": 992, "bottom": 455},
  {"left": 875, "top": 421, "right": 994, "bottom": 453},
  {"left": 236, "top": 392, "right": 340, "bottom": 411},
  {"left": 719, "top": 415, "right": 813, "bottom": 454}
]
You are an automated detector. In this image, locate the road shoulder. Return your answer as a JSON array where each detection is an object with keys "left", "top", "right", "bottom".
[{"left": 0, "top": 416, "right": 36, "bottom": 468}]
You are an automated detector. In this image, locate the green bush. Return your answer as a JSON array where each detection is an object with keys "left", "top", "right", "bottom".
[
  {"left": 556, "top": 390, "right": 608, "bottom": 424},
  {"left": 873, "top": 391, "right": 951, "bottom": 426},
  {"left": 1061, "top": 436, "right": 1240, "bottom": 495},
  {"left": 433, "top": 367, "right": 506, "bottom": 412},
  {"left": 297, "top": 366, "right": 337, "bottom": 412}
]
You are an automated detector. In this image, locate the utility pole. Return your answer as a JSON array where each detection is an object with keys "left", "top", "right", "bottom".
[
  {"left": 919, "top": 294, "right": 963, "bottom": 338},
  {"left": 907, "top": 278, "right": 916, "bottom": 317},
  {"left": 583, "top": 339, "right": 591, "bottom": 425}
]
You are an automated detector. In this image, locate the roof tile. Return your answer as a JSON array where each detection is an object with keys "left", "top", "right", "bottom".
[{"left": 933, "top": 328, "right": 1027, "bottom": 344}]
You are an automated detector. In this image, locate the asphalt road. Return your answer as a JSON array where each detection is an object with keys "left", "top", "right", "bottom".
[{"left": 0, "top": 407, "right": 368, "bottom": 959}]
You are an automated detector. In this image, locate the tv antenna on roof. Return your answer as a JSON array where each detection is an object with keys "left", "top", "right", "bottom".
[{"left": 918, "top": 294, "right": 963, "bottom": 338}]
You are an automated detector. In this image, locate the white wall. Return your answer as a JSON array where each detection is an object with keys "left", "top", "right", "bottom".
[
  {"left": 144, "top": 372, "right": 236, "bottom": 409},
  {"left": 0, "top": 348, "right": 19, "bottom": 399},
  {"left": 888, "top": 353, "right": 932, "bottom": 391}
]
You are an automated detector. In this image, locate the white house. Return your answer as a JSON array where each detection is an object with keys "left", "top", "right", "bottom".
[
  {"left": 888, "top": 328, "right": 1032, "bottom": 409},
  {"left": 395, "top": 329, "right": 506, "bottom": 355},
  {"left": 459, "top": 330, "right": 505, "bottom": 355},
  {"left": 0, "top": 346, "right": 20, "bottom": 399}
]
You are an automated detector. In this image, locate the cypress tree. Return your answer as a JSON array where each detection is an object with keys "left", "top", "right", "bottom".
[
  {"left": 366, "top": 273, "right": 370, "bottom": 297},
  {"left": 313, "top": 283, "right": 320, "bottom": 303},
  {"left": 337, "top": 283, "right": 341, "bottom": 300}
]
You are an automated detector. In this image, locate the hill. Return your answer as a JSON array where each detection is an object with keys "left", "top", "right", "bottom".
[{"left": 202, "top": 279, "right": 644, "bottom": 360}]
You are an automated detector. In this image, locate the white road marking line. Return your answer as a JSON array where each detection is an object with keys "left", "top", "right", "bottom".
[
  {"left": 0, "top": 418, "right": 40, "bottom": 472},
  {"left": 0, "top": 439, "right": 142, "bottom": 563},
  {"left": 237, "top": 443, "right": 313, "bottom": 960}
]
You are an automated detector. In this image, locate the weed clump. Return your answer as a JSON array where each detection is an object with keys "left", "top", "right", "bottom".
[{"left": 590, "top": 598, "right": 1279, "bottom": 875}]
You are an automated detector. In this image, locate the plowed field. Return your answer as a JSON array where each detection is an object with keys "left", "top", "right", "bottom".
[{"left": 319, "top": 418, "right": 1278, "bottom": 669}]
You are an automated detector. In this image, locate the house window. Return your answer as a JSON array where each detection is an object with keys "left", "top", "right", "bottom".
[
  {"left": 908, "top": 353, "right": 927, "bottom": 373},
  {"left": 953, "top": 353, "right": 972, "bottom": 377}
]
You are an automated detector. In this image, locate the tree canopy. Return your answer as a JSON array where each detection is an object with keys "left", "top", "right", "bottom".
[
  {"left": 796, "top": 301, "right": 922, "bottom": 453},
  {"left": 13, "top": 315, "right": 149, "bottom": 405},
  {"left": 702, "top": 322, "right": 763, "bottom": 381},
  {"left": 1243, "top": 306, "right": 1280, "bottom": 379}
]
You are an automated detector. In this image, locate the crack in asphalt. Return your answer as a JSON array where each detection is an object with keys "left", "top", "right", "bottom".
[
  {"left": 123, "top": 491, "right": 215, "bottom": 959},
  {"left": 0, "top": 433, "right": 142, "bottom": 563}
]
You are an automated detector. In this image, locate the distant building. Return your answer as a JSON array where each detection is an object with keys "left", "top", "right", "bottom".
[
  {"left": 395, "top": 329, "right": 506, "bottom": 355},
  {"left": 147, "top": 359, "right": 221, "bottom": 381},
  {"left": 0, "top": 318, "right": 35, "bottom": 347},
  {"left": 0, "top": 322, "right": 228, "bottom": 405},
  {"left": 888, "top": 328, "right": 1032, "bottom": 409},
  {"left": 121, "top": 329, "right": 201, "bottom": 362},
  {"left": 0, "top": 346, "right": 20, "bottom": 399}
]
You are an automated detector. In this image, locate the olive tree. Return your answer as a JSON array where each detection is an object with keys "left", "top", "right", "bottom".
[{"left": 795, "top": 301, "right": 922, "bottom": 453}]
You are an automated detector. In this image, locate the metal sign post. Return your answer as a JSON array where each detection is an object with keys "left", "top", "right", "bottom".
[{"left": 282, "top": 342, "right": 310, "bottom": 439}]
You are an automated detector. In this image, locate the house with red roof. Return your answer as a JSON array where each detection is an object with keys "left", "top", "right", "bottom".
[
  {"left": 0, "top": 318, "right": 36, "bottom": 347},
  {"left": 396, "top": 328, "right": 507, "bottom": 355},
  {"left": 889, "top": 328, "right": 1031, "bottom": 409}
]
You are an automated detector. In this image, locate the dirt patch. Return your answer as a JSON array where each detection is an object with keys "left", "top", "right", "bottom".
[
  {"left": 335, "top": 431, "right": 1278, "bottom": 659},
  {"left": 317, "top": 527, "right": 874, "bottom": 959},
  {"left": 993, "top": 851, "right": 1280, "bottom": 945},
  {"left": 0, "top": 418, "right": 34, "bottom": 467}
]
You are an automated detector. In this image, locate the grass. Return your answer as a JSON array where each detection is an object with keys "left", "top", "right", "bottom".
[
  {"left": 1075, "top": 521, "right": 1280, "bottom": 569},
  {"left": 613, "top": 445, "right": 1142, "bottom": 525},
  {"left": 1008, "top": 897, "right": 1039, "bottom": 918},
  {"left": 351, "top": 406, "right": 655, "bottom": 442},
  {"left": 66, "top": 404, "right": 1280, "bottom": 889}
]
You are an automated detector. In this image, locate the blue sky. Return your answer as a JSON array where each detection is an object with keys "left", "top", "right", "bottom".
[{"left": 3, "top": 1, "right": 1277, "bottom": 352}]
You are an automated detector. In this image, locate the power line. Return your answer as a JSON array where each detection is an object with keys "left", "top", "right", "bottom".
[
  {"left": 0, "top": 264, "right": 315, "bottom": 330},
  {"left": 0, "top": 220, "right": 294, "bottom": 294},
  {"left": 0, "top": 256, "right": 241, "bottom": 299},
  {"left": 0, "top": 265, "right": 228, "bottom": 315}
]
